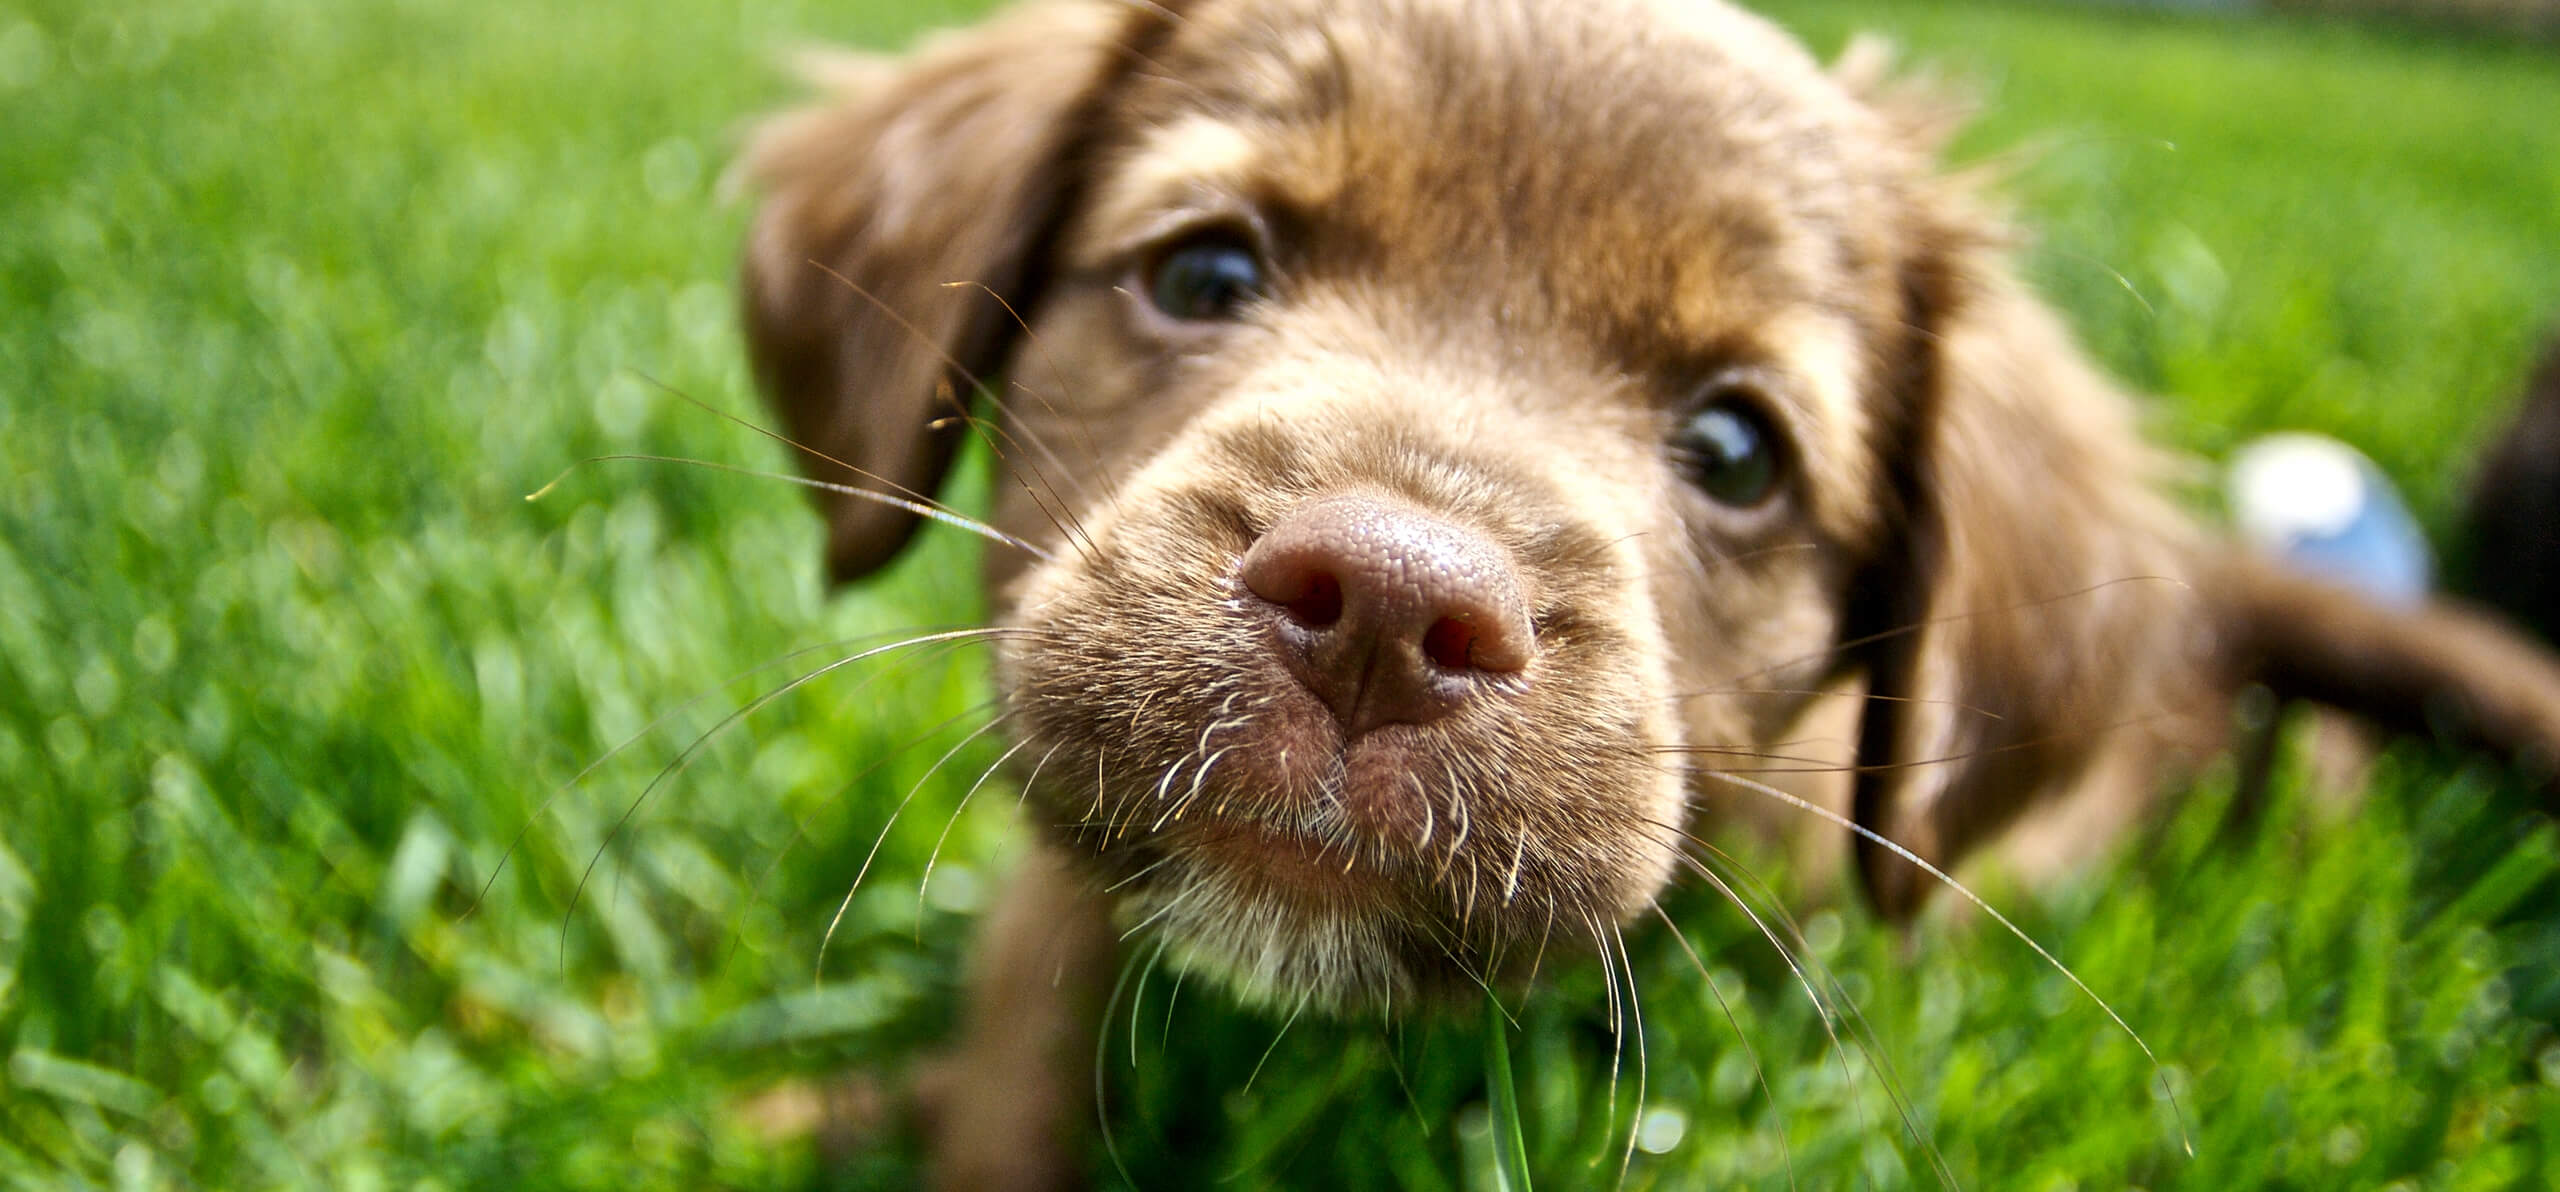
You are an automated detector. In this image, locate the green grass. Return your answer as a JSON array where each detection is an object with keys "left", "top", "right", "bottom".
[{"left": 4, "top": 0, "right": 2559, "bottom": 1186}]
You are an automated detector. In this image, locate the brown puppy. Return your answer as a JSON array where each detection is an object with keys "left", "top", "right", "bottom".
[{"left": 736, "top": 1, "right": 2560, "bottom": 1184}]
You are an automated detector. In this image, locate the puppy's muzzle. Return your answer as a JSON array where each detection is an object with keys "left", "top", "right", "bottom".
[{"left": 1239, "top": 493, "right": 1535, "bottom": 739}]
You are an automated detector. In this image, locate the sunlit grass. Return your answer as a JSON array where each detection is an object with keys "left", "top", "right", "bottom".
[{"left": 3, "top": 0, "right": 2557, "bottom": 1186}]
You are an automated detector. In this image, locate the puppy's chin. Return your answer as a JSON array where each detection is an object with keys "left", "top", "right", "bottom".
[
  {"left": 1046, "top": 798, "right": 1611, "bottom": 1017},
  {"left": 996, "top": 486, "right": 1688, "bottom": 1017},
  {"left": 1107, "top": 843, "right": 1441, "bottom": 1015}
]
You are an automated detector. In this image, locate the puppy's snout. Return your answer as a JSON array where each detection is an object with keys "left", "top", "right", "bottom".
[{"left": 1240, "top": 494, "right": 1533, "bottom": 736}]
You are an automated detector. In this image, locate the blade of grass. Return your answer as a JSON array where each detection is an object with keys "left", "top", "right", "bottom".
[{"left": 1482, "top": 991, "right": 1533, "bottom": 1192}]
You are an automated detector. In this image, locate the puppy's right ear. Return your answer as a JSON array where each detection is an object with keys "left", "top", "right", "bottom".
[
  {"left": 1841, "top": 239, "right": 2208, "bottom": 920},
  {"left": 737, "top": 2, "right": 1139, "bottom": 582}
]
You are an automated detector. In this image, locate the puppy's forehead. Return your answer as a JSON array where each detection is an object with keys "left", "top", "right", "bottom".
[
  {"left": 1078, "top": 0, "right": 1915, "bottom": 547},
  {"left": 1092, "top": 0, "right": 1906, "bottom": 343}
]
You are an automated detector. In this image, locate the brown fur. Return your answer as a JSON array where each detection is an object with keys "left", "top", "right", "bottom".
[
  {"left": 735, "top": 1, "right": 2560, "bottom": 1183},
  {"left": 2463, "top": 332, "right": 2560, "bottom": 645}
]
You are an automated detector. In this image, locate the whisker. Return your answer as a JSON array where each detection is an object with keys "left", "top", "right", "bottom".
[
  {"left": 1131, "top": 935, "right": 1171, "bottom": 1073},
  {"left": 720, "top": 668, "right": 998, "bottom": 969},
  {"left": 951, "top": 376, "right": 1103, "bottom": 511},
  {"left": 1667, "top": 684, "right": 2005, "bottom": 725},
  {"left": 1012, "top": 740, "right": 1065, "bottom": 812},
  {"left": 2047, "top": 246, "right": 2157, "bottom": 319},
  {"left": 1652, "top": 742, "right": 1860, "bottom": 769},
  {"left": 927, "top": 385, "right": 1100, "bottom": 564},
  {"left": 801, "top": 258, "right": 1102, "bottom": 559},
  {"left": 1660, "top": 829, "right": 1956, "bottom": 1190},
  {"left": 1648, "top": 901, "right": 1798, "bottom": 1192},
  {"left": 1695, "top": 768, "right": 2195, "bottom": 1157},
  {"left": 915, "top": 736, "right": 1034, "bottom": 935},
  {"left": 1589, "top": 911, "right": 1624, "bottom": 1128},
  {"left": 1096, "top": 948, "right": 1144, "bottom": 1190},
  {"left": 1377, "top": 1021, "right": 1433, "bottom": 1140},
  {"left": 1654, "top": 837, "right": 1881, "bottom": 1161},
  {"left": 1145, "top": 755, "right": 1196, "bottom": 833},
  {"left": 1712, "top": 539, "right": 1823, "bottom": 569},
  {"left": 1160, "top": 962, "right": 1191, "bottom": 1055},
  {"left": 468, "top": 626, "right": 972, "bottom": 920},
  {"left": 1167, "top": 744, "right": 1237, "bottom": 824},
  {"left": 946, "top": 280, "right": 1131, "bottom": 513},
  {"left": 1609, "top": 922, "right": 1648, "bottom": 1189},
  {"left": 1242, "top": 1000, "right": 1307, "bottom": 1094},
  {"left": 527, "top": 452, "right": 1049, "bottom": 561},
  {"left": 816, "top": 711, "right": 1014, "bottom": 982},
  {"left": 1628, "top": 814, "right": 1915, "bottom": 1175},
  {"left": 1713, "top": 574, "right": 2193, "bottom": 691},
  {"left": 943, "top": 400, "right": 1101, "bottom": 549},
  {"left": 1117, "top": 887, "right": 1186, "bottom": 943},
  {"left": 1104, "top": 851, "right": 1180, "bottom": 895},
  {"left": 622, "top": 370, "right": 1052, "bottom": 553},
  {"left": 1690, "top": 836, "right": 1941, "bottom": 1149},
  {"left": 1524, "top": 905, "right": 1557, "bottom": 993},
  {"left": 1543, "top": 527, "right": 1654, "bottom": 575},
  {"left": 1666, "top": 708, "right": 2176, "bottom": 774},
  {"left": 560, "top": 626, "right": 1024, "bottom": 967}
]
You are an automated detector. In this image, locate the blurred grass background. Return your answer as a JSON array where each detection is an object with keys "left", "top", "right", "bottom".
[{"left": 4, "top": 0, "right": 2558, "bottom": 1186}]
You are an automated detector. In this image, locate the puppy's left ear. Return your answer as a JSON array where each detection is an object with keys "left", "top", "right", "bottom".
[
  {"left": 736, "top": 2, "right": 1151, "bottom": 582},
  {"left": 1843, "top": 228, "right": 2206, "bottom": 918}
]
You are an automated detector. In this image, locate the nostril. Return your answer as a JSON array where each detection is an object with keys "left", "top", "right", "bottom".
[
  {"left": 1287, "top": 572, "right": 1344, "bottom": 628},
  {"left": 1238, "top": 492, "right": 1536, "bottom": 732},
  {"left": 1421, "top": 616, "right": 1475, "bottom": 670},
  {"left": 1245, "top": 557, "right": 1347, "bottom": 629}
]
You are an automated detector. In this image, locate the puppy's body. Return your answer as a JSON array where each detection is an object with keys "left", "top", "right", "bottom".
[{"left": 737, "top": 1, "right": 2560, "bottom": 1183}]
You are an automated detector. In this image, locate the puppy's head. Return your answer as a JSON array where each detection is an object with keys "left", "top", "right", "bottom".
[{"left": 742, "top": 0, "right": 2201, "bottom": 1013}]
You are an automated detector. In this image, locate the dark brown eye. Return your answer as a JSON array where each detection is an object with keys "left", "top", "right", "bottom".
[
  {"left": 1672, "top": 393, "right": 1783, "bottom": 507},
  {"left": 1147, "top": 232, "right": 1264, "bottom": 321}
]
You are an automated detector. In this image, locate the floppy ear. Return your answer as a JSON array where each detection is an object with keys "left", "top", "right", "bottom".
[
  {"left": 1843, "top": 237, "right": 2209, "bottom": 918},
  {"left": 737, "top": 2, "right": 1139, "bottom": 582}
]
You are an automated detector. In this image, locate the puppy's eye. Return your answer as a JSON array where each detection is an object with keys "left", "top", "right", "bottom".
[
  {"left": 1672, "top": 397, "right": 1783, "bottom": 507},
  {"left": 1147, "top": 233, "right": 1265, "bottom": 321}
]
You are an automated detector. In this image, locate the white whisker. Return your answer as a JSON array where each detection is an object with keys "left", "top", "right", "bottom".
[
  {"left": 1696, "top": 768, "right": 2193, "bottom": 1157},
  {"left": 816, "top": 713, "right": 1013, "bottom": 983}
]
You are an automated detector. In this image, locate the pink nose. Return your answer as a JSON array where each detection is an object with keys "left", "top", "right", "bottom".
[{"left": 1239, "top": 493, "right": 1534, "bottom": 736}]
